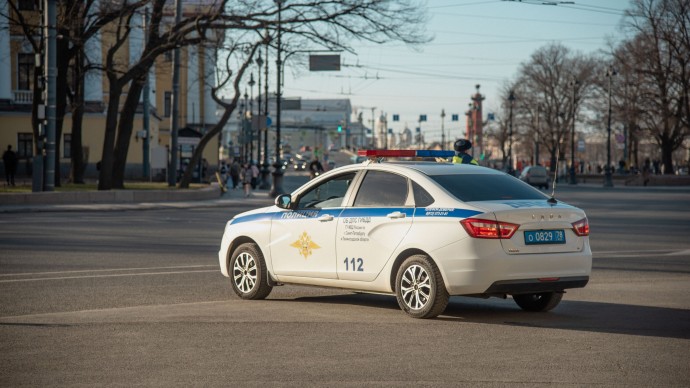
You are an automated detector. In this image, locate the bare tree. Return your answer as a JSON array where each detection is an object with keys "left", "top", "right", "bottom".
[
  {"left": 620, "top": 0, "right": 690, "bottom": 174},
  {"left": 514, "top": 43, "right": 597, "bottom": 173},
  {"left": 99, "top": 0, "right": 227, "bottom": 190},
  {"left": 177, "top": 0, "right": 429, "bottom": 188},
  {"left": 3, "top": 0, "right": 143, "bottom": 186}
]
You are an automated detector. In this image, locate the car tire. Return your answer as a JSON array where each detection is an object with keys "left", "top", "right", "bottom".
[
  {"left": 395, "top": 255, "right": 449, "bottom": 319},
  {"left": 513, "top": 292, "right": 562, "bottom": 312},
  {"left": 229, "top": 243, "right": 273, "bottom": 300}
]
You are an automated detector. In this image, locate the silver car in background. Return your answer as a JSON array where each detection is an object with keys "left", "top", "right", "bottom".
[{"left": 519, "top": 165, "right": 550, "bottom": 189}]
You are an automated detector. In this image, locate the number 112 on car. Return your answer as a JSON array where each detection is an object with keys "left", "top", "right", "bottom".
[{"left": 343, "top": 257, "right": 364, "bottom": 272}]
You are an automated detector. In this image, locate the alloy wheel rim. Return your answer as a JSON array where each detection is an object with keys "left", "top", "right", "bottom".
[
  {"left": 400, "top": 264, "right": 431, "bottom": 310},
  {"left": 233, "top": 252, "right": 257, "bottom": 293}
]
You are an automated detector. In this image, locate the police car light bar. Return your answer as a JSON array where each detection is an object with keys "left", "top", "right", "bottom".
[{"left": 357, "top": 149, "right": 455, "bottom": 158}]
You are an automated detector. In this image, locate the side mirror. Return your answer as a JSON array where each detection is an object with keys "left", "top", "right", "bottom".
[{"left": 275, "top": 194, "right": 292, "bottom": 209}]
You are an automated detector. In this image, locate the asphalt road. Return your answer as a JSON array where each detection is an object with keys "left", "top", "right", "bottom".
[{"left": 1, "top": 181, "right": 689, "bottom": 387}]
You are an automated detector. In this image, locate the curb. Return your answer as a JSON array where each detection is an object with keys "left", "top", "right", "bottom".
[{"left": 0, "top": 184, "right": 221, "bottom": 206}]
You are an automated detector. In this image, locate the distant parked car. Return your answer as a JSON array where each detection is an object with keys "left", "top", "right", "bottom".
[{"left": 519, "top": 165, "right": 550, "bottom": 189}]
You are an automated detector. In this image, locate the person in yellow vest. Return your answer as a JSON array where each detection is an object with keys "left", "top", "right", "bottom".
[{"left": 452, "top": 139, "right": 479, "bottom": 165}]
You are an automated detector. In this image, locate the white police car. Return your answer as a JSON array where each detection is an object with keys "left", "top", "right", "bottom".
[{"left": 218, "top": 150, "right": 591, "bottom": 318}]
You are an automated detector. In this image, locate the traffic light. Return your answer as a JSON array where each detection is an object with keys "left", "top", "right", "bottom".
[{"left": 337, "top": 125, "right": 342, "bottom": 132}]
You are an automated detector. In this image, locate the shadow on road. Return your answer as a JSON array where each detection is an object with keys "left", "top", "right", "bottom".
[{"left": 290, "top": 293, "right": 690, "bottom": 340}]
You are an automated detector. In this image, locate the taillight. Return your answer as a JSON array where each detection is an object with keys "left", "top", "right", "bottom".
[
  {"left": 572, "top": 217, "right": 590, "bottom": 236},
  {"left": 460, "top": 218, "right": 519, "bottom": 239}
]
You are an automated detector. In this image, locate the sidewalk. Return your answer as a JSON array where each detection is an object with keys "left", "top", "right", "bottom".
[{"left": 0, "top": 184, "right": 274, "bottom": 214}]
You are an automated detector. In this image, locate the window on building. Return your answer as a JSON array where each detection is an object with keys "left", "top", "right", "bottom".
[
  {"left": 164, "top": 51, "right": 173, "bottom": 62},
  {"left": 164, "top": 91, "right": 172, "bottom": 117},
  {"left": 17, "top": 53, "right": 34, "bottom": 90},
  {"left": 63, "top": 133, "right": 72, "bottom": 159},
  {"left": 17, "top": 133, "right": 33, "bottom": 159},
  {"left": 18, "top": 0, "right": 37, "bottom": 11}
]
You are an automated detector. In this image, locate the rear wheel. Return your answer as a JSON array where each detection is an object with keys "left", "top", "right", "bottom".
[
  {"left": 229, "top": 243, "right": 272, "bottom": 300},
  {"left": 395, "top": 255, "right": 449, "bottom": 319},
  {"left": 513, "top": 292, "right": 562, "bottom": 312}
]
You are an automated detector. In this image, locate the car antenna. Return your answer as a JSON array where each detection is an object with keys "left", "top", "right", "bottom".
[{"left": 547, "top": 148, "right": 559, "bottom": 204}]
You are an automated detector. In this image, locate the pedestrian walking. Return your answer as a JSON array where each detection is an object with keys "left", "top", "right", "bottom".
[
  {"left": 250, "top": 162, "right": 260, "bottom": 189},
  {"left": 219, "top": 161, "right": 228, "bottom": 189},
  {"left": 241, "top": 162, "right": 253, "bottom": 197},
  {"left": 2, "top": 145, "right": 18, "bottom": 186},
  {"left": 230, "top": 158, "right": 240, "bottom": 189}
]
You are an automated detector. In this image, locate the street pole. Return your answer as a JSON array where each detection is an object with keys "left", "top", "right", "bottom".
[
  {"left": 44, "top": 0, "right": 57, "bottom": 191},
  {"left": 248, "top": 73, "right": 255, "bottom": 163},
  {"left": 142, "top": 8, "right": 150, "bottom": 180},
  {"left": 569, "top": 78, "right": 579, "bottom": 185},
  {"left": 371, "top": 107, "right": 376, "bottom": 149},
  {"left": 508, "top": 90, "right": 515, "bottom": 175},
  {"left": 604, "top": 66, "right": 615, "bottom": 187},
  {"left": 270, "top": 0, "right": 285, "bottom": 197},
  {"left": 358, "top": 112, "right": 364, "bottom": 150},
  {"left": 256, "top": 56, "right": 263, "bottom": 165},
  {"left": 168, "top": 0, "right": 182, "bottom": 187},
  {"left": 534, "top": 105, "right": 541, "bottom": 166},
  {"left": 243, "top": 90, "right": 248, "bottom": 163},
  {"left": 237, "top": 103, "right": 244, "bottom": 162},
  {"left": 441, "top": 109, "right": 446, "bottom": 149},
  {"left": 260, "top": 40, "right": 271, "bottom": 189}
]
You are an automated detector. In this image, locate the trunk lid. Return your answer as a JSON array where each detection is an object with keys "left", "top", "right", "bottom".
[{"left": 467, "top": 199, "right": 587, "bottom": 255}]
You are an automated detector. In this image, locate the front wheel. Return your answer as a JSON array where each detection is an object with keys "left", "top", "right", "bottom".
[
  {"left": 229, "top": 243, "right": 273, "bottom": 300},
  {"left": 395, "top": 255, "right": 449, "bottom": 319},
  {"left": 513, "top": 292, "right": 563, "bottom": 312}
]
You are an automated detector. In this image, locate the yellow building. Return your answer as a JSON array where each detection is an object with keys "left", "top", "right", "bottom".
[{"left": 0, "top": 0, "right": 219, "bottom": 183}]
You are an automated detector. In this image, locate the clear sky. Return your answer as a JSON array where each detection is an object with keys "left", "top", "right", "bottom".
[{"left": 278, "top": 0, "right": 631, "bottom": 142}]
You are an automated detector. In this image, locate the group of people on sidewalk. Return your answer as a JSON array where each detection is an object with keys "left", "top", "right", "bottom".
[{"left": 219, "top": 158, "right": 259, "bottom": 197}]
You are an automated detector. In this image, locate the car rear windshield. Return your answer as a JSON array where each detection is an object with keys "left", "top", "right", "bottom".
[{"left": 431, "top": 174, "right": 548, "bottom": 202}]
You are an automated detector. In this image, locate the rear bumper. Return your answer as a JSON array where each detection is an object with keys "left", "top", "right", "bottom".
[{"left": 483, "top": 276, "right": 589, "bottom": 295}]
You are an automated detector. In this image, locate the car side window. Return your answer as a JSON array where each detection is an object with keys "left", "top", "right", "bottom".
[
  {"left": 353, "top": 170, "right": 408, "bottom": 207},
  {"left": 295, "top": 172, "right": 356, "bottom": 209},
  {"left": 412, "top": 181, "right": 434, "bottom": 207}
]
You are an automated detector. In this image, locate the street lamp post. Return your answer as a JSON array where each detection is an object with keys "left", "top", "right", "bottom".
[
  {"left": 248, "top": 73, "right": 255, "bottom": 164},
  {"left": 270, "top": 0, "right": 285, "bottom": 197},
  {"left": 569, "top": 78, "right": 579, "bottom": 185},
  {"left": 243, "top": 90, "right": 249, "bottom": 163},
  {"left": 441, "top": 109, "right": 446, "bottom": 149},
  {"left": 238, "top": 101, "right": 245, "bottom": 163},
  {"left": 535, "top": 105, "right": 540, "bottom": 166},
  {"left": 260, "top": 39, "right": 271, "bottom": 189},
  {"left": 508, "top": 90, "right": 515, "bottom": 175},
  {"left": 604, "top": 66, "right": 616, "bottom": 188},
  {"left": 255, "top": 54, "right": 263, "bottom": 169}
]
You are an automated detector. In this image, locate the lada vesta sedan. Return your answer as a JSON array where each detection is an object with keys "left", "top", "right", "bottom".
[{"left": 218, "top": 150, "right": 591, "bottom": 318}]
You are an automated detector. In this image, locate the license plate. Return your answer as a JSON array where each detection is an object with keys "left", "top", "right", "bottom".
[{"left": 524, "top": 230, "right": 565, "bottom": 245}]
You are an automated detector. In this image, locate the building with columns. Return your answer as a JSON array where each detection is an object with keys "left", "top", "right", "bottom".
[{"left": 0, "top": 0, "right": 219, "bottom": 182}]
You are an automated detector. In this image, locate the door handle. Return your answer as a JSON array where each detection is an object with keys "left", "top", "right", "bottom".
[
  {"left": 318, "top": 214, "right": 334, "bottom": 222},
  {"left": 386, "top": 211, "right": 406, "bottom": 219}
]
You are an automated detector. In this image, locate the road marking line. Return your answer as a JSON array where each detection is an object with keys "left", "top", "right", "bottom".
[
  {"left": 0, "top": 264, "right": 216, "bottom": 277},
  {"left": 0, "top": 270, "right": 217, "bottom": 283}
]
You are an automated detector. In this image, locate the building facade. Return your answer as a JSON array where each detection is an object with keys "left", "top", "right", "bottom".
[{"left": 0, "top": 0, "right": 219, "bottom": 183}]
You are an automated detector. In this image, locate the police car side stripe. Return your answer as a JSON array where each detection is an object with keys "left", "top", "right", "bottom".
[
  {"left": 339, "top": 208, "right": 414, "bottom": 217},
  {"left": 415, "top": 208, "right": 482, "bottom": 218},
  {"left": 229, "top": 213, "right": 274, "bottom": 225},
  {"left": 231, "top": 207, "right": 482, "bottom": 225}
]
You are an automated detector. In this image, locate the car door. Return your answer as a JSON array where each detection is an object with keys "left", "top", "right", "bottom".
[
  {"left": 336, "top": 170, "right": 413, "bottom": 281},
  {"left": 270, "top": 173, "right": 356, "bottom": 279}
]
